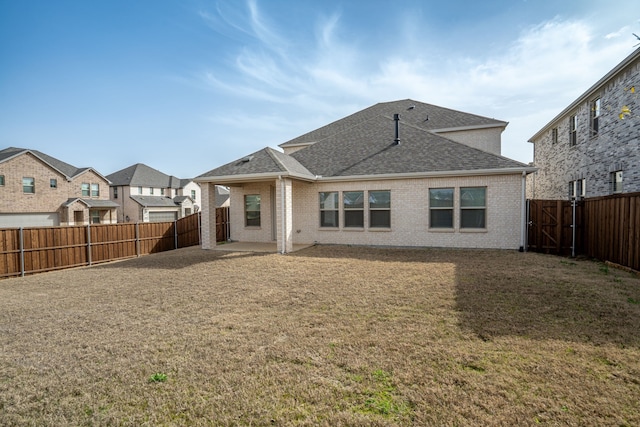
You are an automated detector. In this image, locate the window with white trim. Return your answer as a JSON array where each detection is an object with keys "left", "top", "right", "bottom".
[
  {"left": 591, "top": 98, "right": 601, "bottom": 136},
  {"left": 23, "top": 177, "right": 35, "bottom": 194},
  {"left": 343, "top": 191, "right": 364, "bottom": 227},
  {"left": 245, "top": 194, "right": 261, "bottom": 227},
  {"left": 460, "top": 187, "right": 486, "bottom": 229},
  {"left": 91, "top": 183, "right": 99, "bottom": 197},
  {"left": 319, "top": 192, "right": 339, "bottom": 228},
  {"left": 569, "top": 115, "right": 577, "bottom": 146},
  {"left": 429, "top": 188, "right": 454, "bottom": 228},
  {"left": 611, "top": 171, "right": 623, "bottom": 194},
  {"left": 369, "top": 190, "right": 390, "bottom": 228},
  {"left": 569, "top": 179, "right": 585, "bottom": 199},
  {"left": 81, "top": 183, "right": 90, "bottom": 197}
]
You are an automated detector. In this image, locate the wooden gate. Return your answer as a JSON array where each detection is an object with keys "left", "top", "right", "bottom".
[{"left": 528, "top": 199, "right": 583, "bottom": 256}]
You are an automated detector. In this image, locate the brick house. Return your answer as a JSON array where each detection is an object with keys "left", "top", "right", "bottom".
[
  {"left": 106, "top": 163, "right": 229, "bottom": 223},
  {"left": 528, "top": 47, "right": 640, "bottom": 199},
  {"left": 0, "top": 147, "right": 118, "bottom": 227},
  {"left": 195, "top": 100, "right": 534, "bottom": 253}
]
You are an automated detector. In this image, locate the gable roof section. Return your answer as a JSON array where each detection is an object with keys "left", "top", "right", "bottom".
[
  {"left": 280, "top": 99, "right": 507, "bottom": 149},
  {"left": 196, "top": 147, "right": 316, "bottom": 182},
  {"left": 0, "top": 147, "right": 108, "bottom": 181},
  {"left": 290, "top": 115, "right": 527, "bottom": 178},
  {"left": 62, "top": 198, "right": 120, "bottom": 208},
  {"left": 529, "top": 47, "right": 640, "bottom": 142},
  {"left": 107, "top": 163, "right": 182, "bottom": 188}
]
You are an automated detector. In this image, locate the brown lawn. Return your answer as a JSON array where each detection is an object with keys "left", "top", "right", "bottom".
[{"left": 0, "top": 245, "right": 639, "bottom": 426}]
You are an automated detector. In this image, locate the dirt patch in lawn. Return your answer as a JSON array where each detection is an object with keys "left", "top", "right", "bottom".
[{"left": 1, "top": 245, "right": 639, "bottom": 426}]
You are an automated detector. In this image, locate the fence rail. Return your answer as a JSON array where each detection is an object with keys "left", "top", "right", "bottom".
[
  {"left": 528, "top": 192, "right": 640, "bottom": 271},
  {"left": 0, "top": 212, "right": 212, "bottom": 279}
]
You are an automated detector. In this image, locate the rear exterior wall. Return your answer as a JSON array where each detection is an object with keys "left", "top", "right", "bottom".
[{"left": 229, "top": 174, "right": 524, "bottom": 250}]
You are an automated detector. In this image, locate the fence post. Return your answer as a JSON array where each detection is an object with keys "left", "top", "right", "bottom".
[
  {"left": 135, "top": 222, "right": 140, "bottom": 257},
  {"left": 86, "top": 223, "right": 92, "bottom": 266},
  {"left": 19, "top": 227, "right": 25, "bottom": 277},
  {"left": 174, "top": 219, "right": 178, "bottom": 249},
  {"left": 198, "top": 212, "right": 202, "bottom": 246}
]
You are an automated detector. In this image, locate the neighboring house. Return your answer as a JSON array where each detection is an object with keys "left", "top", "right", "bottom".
[
  {"left": 195, "top": 99, "right": 534, "bottom": 253},
  {"left": 528, "top": 47, "right": 640, "bottom": 199},
  {"left": 0, "top": 147, "right": 118, "bottom": 227},
  {"left": 106, "top": 163, "right": 229, "bottom": 223}
]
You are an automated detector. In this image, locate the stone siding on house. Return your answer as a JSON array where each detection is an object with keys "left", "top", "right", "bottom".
[{"left": 528, "top": 57, "right": 640, "bottom": 199}]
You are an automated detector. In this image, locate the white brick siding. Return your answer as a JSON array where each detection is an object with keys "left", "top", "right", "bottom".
[{"left": 228, "top": 174, "right": 524, "bottom": 250}]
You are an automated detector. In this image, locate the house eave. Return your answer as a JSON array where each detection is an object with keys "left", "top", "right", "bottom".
[
  {"left": 430, "top": 122, "right": 508, "bottom": 133},
  {"left": 195, "top": 167, "right": 536, "bottom": 185},
  {"left": 317, "top": 167, "right": 536, "bottom": 182},
  {"left": 194, "top": 171, "right": 317, "bottom": 185}
]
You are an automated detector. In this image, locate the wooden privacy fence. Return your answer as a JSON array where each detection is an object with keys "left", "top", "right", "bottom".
[
  {"left": 0, "top": 212, "right": 202, "bottom": 279},
  {"left": 528, "top": 192, "right": 640, "bottom": 271}
]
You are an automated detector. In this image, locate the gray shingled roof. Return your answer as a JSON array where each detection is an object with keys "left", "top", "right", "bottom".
[
  {"left": 290, "top": 115, "right": 526, "bottom": 177},
  {"left": 129, "top": 195, "right": 179, "bottom": 208},
  {"left": 196, "top": 100, "right": 528, "bottom": 182},
  {"left": 62, "top": 198, "right": 120, "bottom": 208},
  {"left": 0, "top": 147, "right": 106, "bottom": 180},
  {"left": 280, "top": 99, "right": 507, "bottom": 148},
  {"left": 196, "top": 147, "right": 315, "bottom": 180},
  {"left": 106, "top": 163, "right": 182, "bottom": 188}
]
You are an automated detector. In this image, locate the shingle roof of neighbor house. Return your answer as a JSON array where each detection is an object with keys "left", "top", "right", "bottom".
[
  {"left": 129, "top": 195, "right": 181, "bottom": 208},
  {"left": 0, "top": 147, "right": 107, "bottom": 180},
  {"left": 196, "top": 99, "right": 529, "bottom": 182},
  {"left": 106, "top": 163, "right": 183, "bottom": 188},
  {"left": 63, "top": 198, "right": 120, "bottom": 208}
]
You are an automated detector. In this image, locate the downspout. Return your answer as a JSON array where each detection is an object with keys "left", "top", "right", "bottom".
[
  {"left": 279, "top": 175, "right": 286, "bottom": 254},
  {"left": 520, "top": 171, "right": 526, "bottom": 252}
]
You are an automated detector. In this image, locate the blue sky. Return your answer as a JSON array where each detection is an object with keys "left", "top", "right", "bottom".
[{"left": 1, "top": 0, "right": 638, "bottom": 179}]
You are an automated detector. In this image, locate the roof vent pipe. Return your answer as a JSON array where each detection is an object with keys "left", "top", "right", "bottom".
[{"left": 393, "top": 113, "right": 400, "bottom": 145}]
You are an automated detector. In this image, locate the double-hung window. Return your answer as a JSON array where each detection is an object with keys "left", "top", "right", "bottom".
[
  {"left": 429, "top": 188, "right": 454, "bottom": 228},
  {"left": 113, "top": 187, "right": 118, "bottom": 199},
  {"left": 569, "top": 115, "right": 577, "bottom": 146},
  {"left": 460, "top": 187, "right": 486, "bottom": 229},
  {"left": 23, "top": 177, "right": 35, "bottom": 194},
  {"left": 0, "top": 175, "right": 4, "bottom": 186},
  {"left": 369, "top": 190, "right": 390, "bottom": 228},
  {"left": 591, "top": 98, "right": 601, "bottom": 136},
  {"left": 91, "top": 183, "right": 99, "bottom": 197},
  {"left": 611, "top": 171, "right": 623, "bottom": 194},
  {"left": 319, "top": 192, "right": 339, "bottom": 227},
  {"left": 343, "top": 191, "right": 364, "bottom": 227},
  {"left": 191, "top": 189, "right": 196, "bottom": 201},
  {"left": 244, "top": 194, "right": 261, "bottom": 226},
  {"left": 81, "top": 183, "right": 90, "bottom": 197},
  {"left": 551, "top": 127, "right": 558, "bottom": 144},
  {"left": 569, "top": 179, "right": 585, "bottom": 199},
  {"left": 50, "top": 179, "right": 57, "bottom": 188}
]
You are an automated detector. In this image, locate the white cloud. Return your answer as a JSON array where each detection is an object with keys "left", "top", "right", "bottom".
[{"left": 198, "top": 4, "right": 639, "bottom": 163}]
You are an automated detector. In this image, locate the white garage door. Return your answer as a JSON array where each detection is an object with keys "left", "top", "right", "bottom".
[
  {"left": 0, "top": 213, "right": 60, "bottom": 228},
  {"left": 148, "top": 211, "right": 178, "bottom": 223}
]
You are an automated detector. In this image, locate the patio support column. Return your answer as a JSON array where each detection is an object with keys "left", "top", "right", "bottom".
[
  {"left": 200, "top": 182, "right": 217, "bottom": 249},
  {"left": 276, "top": 177, "right": 293, "bottom": 254}
]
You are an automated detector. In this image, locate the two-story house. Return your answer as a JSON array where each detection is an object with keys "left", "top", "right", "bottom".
[
  {"left": 106, "top": 163, "right": 229, "bottom": 223},
  {"left": 528, "top": 47, "right": 640, "bottom": 199},
  {"left": 0, "top": 147, "right": 118, "bottom": 227}
]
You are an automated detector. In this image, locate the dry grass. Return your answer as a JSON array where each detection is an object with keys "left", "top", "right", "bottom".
[{"left": 1, "top": 245, "right": 639, "bottom": 426}]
